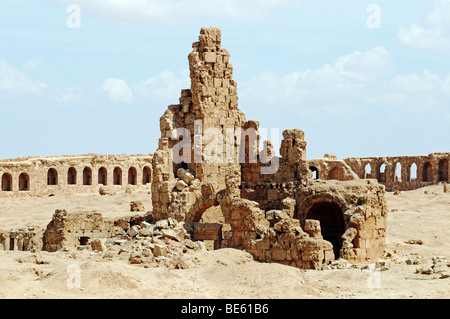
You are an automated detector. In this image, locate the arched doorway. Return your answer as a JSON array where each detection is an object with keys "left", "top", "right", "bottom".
[
  {"left": 113, "top": 167, "right": 122, "bottom": 185},
  {"left": 364, "top": 163, "right": 372, "bottom": 179},
  {"left": 67, "top": 167, "right": 77, "bottom": 185},
  {"left": 83, "top": 167, "right": 92, "bottom": 185},
  {"left": 377, "top": 163, "right": 386, "bottom": 183},
  {"left": 143, "top": 166, "right": 151, "bottom": 184},
  {"left": 128, "top": 167, "right": 137, "bottom": 185},
  {"left": 438, "top": 159, "right": 448, "bottom": 182},
  {"left": 306, "top": 201, "right": 345, "bottom": 260},
  {"left": 423, "top": 162, "right": 432, "bottom": 182},
  {"left": 2, "top": 173, "right": 12, "bottom": 191},
  {"left": 98, "top": 167, "right": 107, "bottom": 185},
  {"left": 19, "top": 173, "right": 29, "bottom": 191},
  {"left": 47, "top": 168, "right": 58, "bottom": 185}
]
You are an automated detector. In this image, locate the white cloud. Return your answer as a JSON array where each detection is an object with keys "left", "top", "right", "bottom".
[
  {"left": 23, "top": 58, "right": 42, "bottom": 71},
  {"left": 241, "top": 47, "right": 391, "bottom": 109},
  {"left": 101, "top": 78, "right": 134, "bottom": 104},
  {"left": 56, "top": 0, "right": 298, "bottom": 25},
  {"left": 389, "top": 71, "right": 441, "bottom": 93},
  {"left": 0, "top": 60, "right": 45, "bottom": 94},
  {"left": 335, "top": 47, "right": 393, "bottom": 81},
  {"left": 382, "top": 70, "right": 449, "bottom": 113},
  {"left": 240, "top": 48, "right": 450, "bottom": 122},
  {"left": 137, "top": 69, "right": 190, "bottom": 101},
  {"left": 398, "top": 1, "right": 450, "bottom": 50}
]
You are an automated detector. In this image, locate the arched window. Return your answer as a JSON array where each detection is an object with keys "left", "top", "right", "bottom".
[
  {"left": 98, "top": 167, "right": 107, "bottom": 185},
  {"left": 2, "top": 173, "right": 12, "bottom": 191},
  {"left": 364, "top": 163, "right": 372, "bottom": 178},
  {"left": 128, "top": 167, "right": 137, "bottom": 185},
  {"left": 113, "top": 167, "right": 122, "bottom": 185},
  {"left": 83, "top": 167, "right": 92, "bottom": 185},
  {"left": 143, "top": 166, "right": 151, "bottom": 184},
  {"left": 309, "top": 166, "right": 319, "bottom": 180},
  {"left": 47, "top": 168, "right": 58, "bottom": 185},
  {"left": 67, "top": 167, "right": 77, "bottom": 185},
  {"left": 409, "top": 163, "right": 417, "bottom": 181},
  {"left": 19, "top": 173, "right": 29, "bottom": 191}
]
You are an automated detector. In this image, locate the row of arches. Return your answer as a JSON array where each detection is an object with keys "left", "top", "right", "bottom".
[
  {"left": 362, "top": 158, "right": 448, "bottom": 183},
  {"left": 2, "top": 173, "right": 29, "bottom": 191},
  {"left": 47, "top": 166, "right": 152, "bottom": 186},
  {"left": 1, "top": 166, "right": 152, "bottom": 192}
]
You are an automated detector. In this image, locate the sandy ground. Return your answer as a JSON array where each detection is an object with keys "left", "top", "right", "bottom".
[{"left": 0, "top": 184, "right": 449, "bottom": 299}]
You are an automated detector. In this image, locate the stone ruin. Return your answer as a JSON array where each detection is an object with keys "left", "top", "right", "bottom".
[
  {"left": 148, "top": 27, "right": 388, "bottom": 269},
  {"left": 9, "top": 27, "right": 446, "bottom": 270}
]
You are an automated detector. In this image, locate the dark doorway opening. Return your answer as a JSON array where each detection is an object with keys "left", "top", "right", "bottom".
[
  {"left": 143, "top": 166, "right": 151, "bottom": 184},
  {"left": 438, "top": 159, "right": 448, "bottom": 182},
  {"left": 98, "top": 167, "right": 107, "bottom": 185},
  {"left": 2, "top": 173, "right": 12, "bottom": 191},
  {"left": 79, "top": 237, "right": 89, "bottom": 246},
  {"left": 306, "top": 201, "right": 345, "bottom": 260},
  {"left": 113, "top": 167, "right": 122, "bottom": 185},
  {"left": 47, "top": 168, "right": 58, "bottom": 185},
  {"left": 19, "top": 173, "right": 29, "bottom": 191},
  {"left": 68, "top": 167, "right": 77, "bottom": 185}
]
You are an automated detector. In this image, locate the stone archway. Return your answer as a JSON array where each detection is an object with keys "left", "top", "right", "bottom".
[
  {"left": 83, "top": 167, "right": 92, "bottom": 185},
  {"left": 305, "top": 201, "right": 345, "bottom": 260},
  {"left": 47, "top": 168, "right": 58, "bottom": 185},
  {"left": 19, "top": 173, "right": 29, "bottom": 191},
  {"left": 438, "top": 159, "right": 448, "bottom": 182},
  {"left": 2, "top": 173, "right": 12, "bottom": 191}
]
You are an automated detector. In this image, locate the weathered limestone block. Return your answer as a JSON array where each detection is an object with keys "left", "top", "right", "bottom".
[{"left": 177, "top": 168, "right": 195, "bottom": 185}]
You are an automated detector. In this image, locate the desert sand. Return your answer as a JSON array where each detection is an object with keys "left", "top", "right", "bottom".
[{"left": 0, "top": 184, "right": 449, "bottom": 299}]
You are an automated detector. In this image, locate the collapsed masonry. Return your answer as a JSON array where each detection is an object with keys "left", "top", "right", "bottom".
[{"left": 150, "top": 27, "right": 388, "bottom": 269}]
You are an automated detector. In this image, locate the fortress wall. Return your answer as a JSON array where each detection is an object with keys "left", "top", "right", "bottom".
[{"left": 0, "top": 154, "right": 153, "bottom": 197}]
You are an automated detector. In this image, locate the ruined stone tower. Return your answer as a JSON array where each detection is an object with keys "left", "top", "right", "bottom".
[{"left": 152, "top": 27, "right": 247, "bottom": 221}]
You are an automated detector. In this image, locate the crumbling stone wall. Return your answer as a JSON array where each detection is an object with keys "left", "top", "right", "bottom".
[
  {"left": 42, "top": 209, "right": 115, "bottom": 252},
  {"left": 0, "top": 226, "right": 42, "bottom": 251},
  {"left": 0, "top": 154, "right": 152, "bottom": 197},
  {"left": 307, "top": 154, "right": 359, "bottom": 181},
  {"left": 151, "top": 27, "right": 246, "bottom": 222},
  {"left": 343, "top": 153, "right": 449, "bottom": 191},
  {"left": 307, "top": 152, "right": 449, "bottom": 191}
]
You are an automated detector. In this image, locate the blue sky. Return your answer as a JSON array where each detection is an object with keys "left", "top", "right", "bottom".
[{"left": 0, "top": 0, "right": 449, "bottom": 160}]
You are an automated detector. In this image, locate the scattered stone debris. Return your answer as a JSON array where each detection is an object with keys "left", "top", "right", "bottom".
[{"left": 415, "top": 256, "right": 449, "bottom": 278}]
